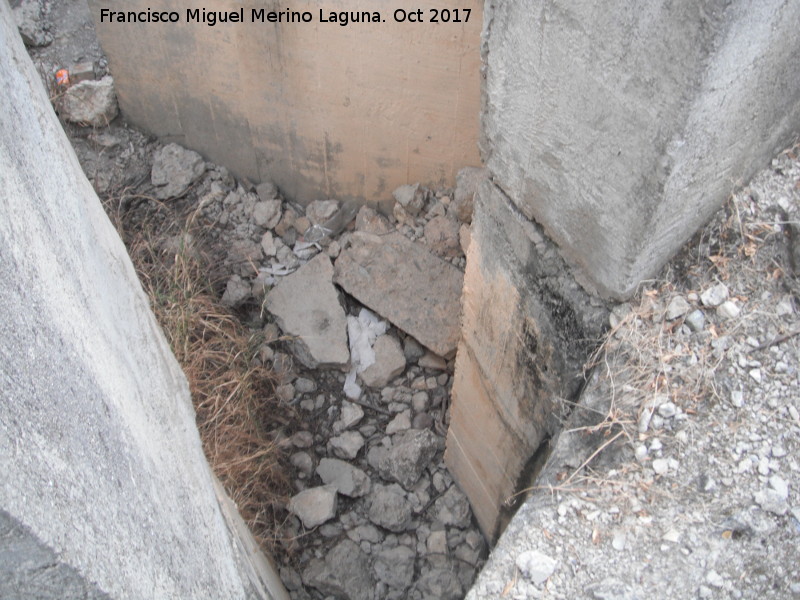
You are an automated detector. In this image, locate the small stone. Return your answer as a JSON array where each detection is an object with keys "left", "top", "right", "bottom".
[
  {"left": 662, "top": 528, "right": 681, "bottom": 543},
  {"left": 221, "top": 274, "right": 251, "bottom": 307},
  {"left": 303, "top": 539, "right": 374, "bottom": 600},
  {"left": 418, "top": 351, "right": 448, "bottom": 371},
  {"left": 291, "top": 431, "right": 314, "bottom": 448},
  {"left": 252, "top": 200, "right": 282, "bottom": 229},
  {"left": 665, "top": 296, "right": 691, "bottom": 320},
  {"left": 404, "top": 337, "right": 426, "bottom": 362},
  {"left": 412, "top": 412, "right": 434, "bottom": 430},
  {"left": 386, "top": 410, "right": 412, "bottom": 435},
  {"left": 427, "top": 530, "right": 448, "bottom": 555},
  {"left": 754, "top": 489, "right": 788, "bottom": 515},
  {"left": 356, "top": 206, "right": 392, "bottom": 235},
  {"left": 700, "top": 283, "right": 729, "bottom": 307},
  {"left": 256, "top": 181, "right": 279, "bottom": 201},
  {"left": 769, "top": 475, "right": 789, "bottom": 499},
  {"left": 280, "top": 566, "right": 303, "bottom": 591},
  {"left": 685, "top": 309, "right": 706, "bottom": 332},
  {"left": 290, "top": 452, "right": 314, "bottom": 476},
  {"left": 306, "top": 199, "right": 340, "bottom": 225},
  {"left": 368, "top": 484, "right": 414, "bottom": 532},
  {"left": 412, "top": 391, "right": 430, "bottom": 413},
  {"left": 295, "top": 377, "right": 317, "bottom": 394},
  {"left": 329, "top": 431, "right": 365, "bottom": 460},
  {"left": 393, "top": 183, "right": 425, "bottom": 216},
  {"left": 335, "top": 401, "right": 365, "bottom": 432},
  {"left": 424, "top": 215, "right": 461, "bottom": 258},
  {"left": 652, "top": 458, "right": 669, "bottom": 475},
  {"left": 749, "top": 368, "right": 762, "bottom": 383},
  {"left": 150, "top": 143, "right": 205, "bottom": 200},
  {"left": 706, "top": 570, "right": 724, "bottom": 588},
  {"left": 658, "top": 401, "right": 677, "bottom": 418},
  {"left": 367, "top": 429, "right": 443, "bottom": 489},
  {"left": 776, "top": 298, "right": 794, "bottom": 316},
  {"left": 276, "top": 383, "right": 295, "bottom": 403},
  {"left": 348, "top": 524, "right": 384, "bottom": 544},
  {"left": 634, "top": 445, "right": 648, "bottom": 462},
  {"left": 373, "top": 545, "right": 416, "bottom": 591},
  {"left": 717, "top": 300, "right": 741, "bottom": 319},
  {"left": 611, "top": 531, "right": 626, "bottom": 551},
  {"left": 360, "top": 335, "right": 407, "bottom": 388},
  {"left": 316, "top": 458, "right": 371, "bottom": 498},
  {"left": 515, "top": 550, "right": 557, "bottom": 586},
  {"left": 435, "top": 485, "right": 472, "bottom": 528},
  {"left": 288, "top": 485, "right": 337, "bottom": 528}
]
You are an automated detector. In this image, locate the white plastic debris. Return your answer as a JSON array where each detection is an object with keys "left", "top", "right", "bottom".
[{"left": 343, "top": 308, "right": 388, "bottom": 399}]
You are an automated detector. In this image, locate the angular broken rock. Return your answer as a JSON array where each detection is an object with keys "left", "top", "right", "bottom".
[
  {"left": 434, "top": 484, "right": 472, "bottom": 528},
  {"left": 288, "top": 485, "right": 337, "bottom": 529},
  {"left": 424, "top": 214, "right": 461, "bottom": 258},
  {"left": 252, "top": 200, "right": 282, "bottom": 229},
  {"left": 305, "top": 199, "right": 340, "bottom": 225},
  {"left": 150, "top": 143, "right": 206, "bottom": 200},
  {"left": 393, "top": 183, "right": 425, "bottom": 216},
  {"left": 329, "top": 430, "right": 365, "bottom": 460},
  {"left": 265, "top": 254, "right": 349, "bottom": 369},
  {"left": 303, "top": 539, "right": 375, "bottom": 600},
  {"left": 316, "top": 458, "right": 371, "bottom": 498},
  {"left": 334, "top": 232, "right": 463, "bottom": 358},
  {"left": 516, "top": 550, "right": 557, "bottom": 586},
  {"left": 373, "top": 545, "right": 417, "bottom": 591},
  {"left": 60, "top": 76, "right": 119, "bottom": 128},
  {"left": 367, "top": 428, "right": 443, "bottom": 489},
  {"left": 368, "top": 484, "right": 414, "bottom": 532},
  {"left": 221, "top": 274, "right": 251, "bottom": 307},
  {"left": 360, "top": 334, "right": 406, "bottom": 388},
  {"left": 355, "top": 205, "right": 392, "bottom": 235}
]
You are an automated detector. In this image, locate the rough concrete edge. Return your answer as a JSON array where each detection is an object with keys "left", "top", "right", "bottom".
[
  {"left": 212, "top": 476, "right": 290, "bottom": 600},
  {"left": 465, "top": 365, "right": 617, "bottom": 597}
]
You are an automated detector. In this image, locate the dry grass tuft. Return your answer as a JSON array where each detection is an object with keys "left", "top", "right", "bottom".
[{"left": 105, "top": 196, "right": 291, "bottom": 552}]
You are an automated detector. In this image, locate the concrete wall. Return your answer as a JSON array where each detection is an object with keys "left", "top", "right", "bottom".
[
  {"left": 87, "top": 0, "right": 482, "bottom": 209},
  {"left": 449, "top": 0, "right": 800, "bottom": 540},
  {"left": 445, "top": 179, "right": 608, "bottom": 540},
  {"left": 482, "top": 0, "right": 800, "bottom": 299},
  {"left": 0, "top": 4, "right": 286, "bottom": 598}
]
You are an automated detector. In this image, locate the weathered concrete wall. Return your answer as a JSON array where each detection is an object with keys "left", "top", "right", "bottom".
[
  {"left": 450, "top": 0, "right": 800, "bottom": 541},
  {"left": 446, "top": 178, "right": 608, "bottom": 540},
  {"left": 87, "top": 0, "right": 482, "bottom": 209},
  {"left": 0, "top": 4, "right": 286, "bottom": 598},
  {"left": 482, "top": 0, "right": 800, "bottom": 299}
]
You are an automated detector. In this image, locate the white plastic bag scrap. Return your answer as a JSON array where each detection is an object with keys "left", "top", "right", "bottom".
[{"left": 343, "top": 308, "right": 387, "bottom": 399}]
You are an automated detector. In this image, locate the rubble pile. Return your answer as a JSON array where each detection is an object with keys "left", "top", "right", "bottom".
[
  {"left": 142, "top": 135, "right": 487, "bottom": 598},
  {"left": 30, "top": 19, "right": 489, "bottom": 594}
]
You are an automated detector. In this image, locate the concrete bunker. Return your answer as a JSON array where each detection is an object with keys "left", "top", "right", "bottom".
[{"left": 3, "top": 0, "right": 800, "bottom": 598}]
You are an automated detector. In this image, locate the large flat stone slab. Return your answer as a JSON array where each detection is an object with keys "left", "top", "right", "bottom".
[
  {"left": 265, "top": 254, "right": 349, "bottom": 369},
  {"left": 334, "top": 232, "right": 463, "bottom": 358}
]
